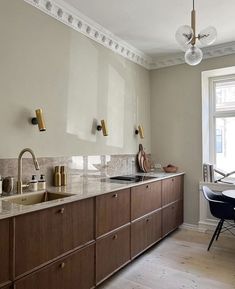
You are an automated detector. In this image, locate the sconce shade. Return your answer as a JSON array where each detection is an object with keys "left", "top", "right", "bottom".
[
  {"left": 97, "top": 119, "right": 108, "bottom": 136},
  {"left": 135, "top": 125, "right": 144, "bottom": 139},
  {"left": 32, "top": 109, "right": 46, "bottom": 131}
]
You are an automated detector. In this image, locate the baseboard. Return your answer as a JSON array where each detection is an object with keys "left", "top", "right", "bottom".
[{"left": 180, "top": 220, "right": 216, "bottom": 233}]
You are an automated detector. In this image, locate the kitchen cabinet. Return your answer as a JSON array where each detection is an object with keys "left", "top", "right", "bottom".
[
  {"left": 0, "top": 173, "right": 184, "bottom": 289},
  {"left": 96, "top": 225, "right": 131, "bottom": 284},
  {"left": 131, "top": 181, "right": 162, "bottom": 220},
  {"left": 14, "top": 198, "right": 94, "bottom": 277},
  {"left": 14, "top": 244, "right": 95, "bottom": 289},
  {"left": 96, "top": 188, "right": 130, "bottom": 237},
  {"left": 0, "top": 219, "right": 10, "bottom": 287},
  {"left": 162, "top": 176, "right": 183, "bottom": 206},
  {"left": 163, "top": 201, "right": 183, "bottom": 236},
  {"left": 162, "top": 176, "right": 184, "bottom": 237},
  {"left": 131, "top": 210, "right": 162, "bottom": 258}
]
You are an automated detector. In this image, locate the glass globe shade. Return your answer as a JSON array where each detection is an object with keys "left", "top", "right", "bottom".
[
  {"left": 198, "top": 26, "right": 217, "bottom": 45},
  {"left": 185, "top": 46, "right": 203, "bottom": 66},
  {"left": 175, "top": 25, "right": 194, "bottom": 48}
]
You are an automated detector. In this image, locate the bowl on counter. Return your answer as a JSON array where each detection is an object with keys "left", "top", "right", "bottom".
[{"left": 163, "top": 165, "right": 178, "bottom": 173}]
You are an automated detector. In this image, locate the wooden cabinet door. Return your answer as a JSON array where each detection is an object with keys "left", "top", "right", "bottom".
[
  {"left": 176, "top": 200, "right": 184, "bottom": 227},
  {"left": 162, "top": 177, "right": 175, "bottom": 206},
  {"left": 162, "top": 200, "right": 183, "bottom": 237},
  {"left": 96, "top": 189, "right": 130, "bottom": 237},
  {"left": 174, "top": 175, "right": 184, "bottom": 201},
  {"left": 1, "top": 286, "right": 11, "bottom": 289},
  {"left": 131, "top": 210, "right": 162, "bottom": 258},
  {"left": 0, "top": 219, "right": 10, "bottom": 286},
  {"left": 96, "top": 225, "right": 131, "bottom": 284},
  {"left": 15, "top": 198, "right": 94, "bottom": 277},
  {"left": 162, "top": 176, "right": 184, "bottom": 206},
  {"left": 15, "top": 244, "right": 95, "bottom": 289},
  {"left": 131, "top": 181, "right": 162, "bottom": 220}
]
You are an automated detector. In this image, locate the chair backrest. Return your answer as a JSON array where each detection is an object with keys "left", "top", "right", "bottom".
[
  {"left": 202, "top": 186, "right": 235, "bottom": 220},
  {"left": 202, "top": 186, "right": 225, "bottom": 202}
]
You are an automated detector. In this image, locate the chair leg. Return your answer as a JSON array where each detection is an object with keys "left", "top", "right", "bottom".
[
  {"left": 216, "top": 219, "right": 224, "bottom": 241},
  {"left": 207, "top": 220, "right": 222, "bottom": 251}
]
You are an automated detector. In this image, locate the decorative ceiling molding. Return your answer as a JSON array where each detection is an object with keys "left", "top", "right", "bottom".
[
  {"left": 24, "top": 0, "right": 153, "bottom": 69},
  {"left": 150, "top": 41, "right": 235, "bottom": 69},
  {"left": 24, "top": 0, "right": 235, "bottom": 71}
]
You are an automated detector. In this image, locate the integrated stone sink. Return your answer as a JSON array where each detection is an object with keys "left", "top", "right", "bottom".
[{"left": 4, "top": 192, "right": 74, "bottom": 206}]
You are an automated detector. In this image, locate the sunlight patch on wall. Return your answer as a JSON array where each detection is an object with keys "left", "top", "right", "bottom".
[
  {"left": 66, "top": 34, "right": 98, "bottom": 142},
  {"left": 107, "top": 65, "right": 125, "bottom": 148}
]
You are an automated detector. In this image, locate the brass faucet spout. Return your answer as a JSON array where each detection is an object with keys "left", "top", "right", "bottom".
[{"left": 17, "top": 148, "right": 40, "bottom": 194}]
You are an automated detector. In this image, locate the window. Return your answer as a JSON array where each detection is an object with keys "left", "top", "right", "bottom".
[{"left": 209, "top": 76, "right": 235, "bottom": 171}]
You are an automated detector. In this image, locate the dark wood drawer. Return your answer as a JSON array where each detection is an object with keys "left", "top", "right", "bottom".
[
  {"left": 15, "top": 198, "right": 94, "bottom": 277},
  {"left": 1, "top": 286, "right": 11, "bottom": 289},
  {"left": 96, "top": 189, "right": 130, "bottom": 237},
  {"left": 96, "top": 225, "right": 131, "bottom": 284},
  {"left": 131, "top": 181, "right": 161, "bottom": 220},
  {"left": 131, "top": 210, "right": 162, "bottom": 258},
  {"left": 162, "top": 200, "right": 183, "bottom": 237},
  {"left": 0, "top": 218, "right": 10, "bottom": 286},
  {"left": 15, "top": 244, "right": 95, "bottom": 289},
  {"left": 162, "top": 176, "right": 183, "bottom": 206}
]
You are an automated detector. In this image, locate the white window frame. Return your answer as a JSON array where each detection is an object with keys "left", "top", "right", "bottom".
[
  {"left": 202, "top": 66, "right": 235, "bottom": 166},
  {"left": 209, "top": 74, "right": 235, "bottom": 166}
]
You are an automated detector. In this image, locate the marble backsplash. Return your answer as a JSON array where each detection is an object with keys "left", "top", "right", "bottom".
[{"left": 0, "top": 154, "right": 145, "bottom": 191}]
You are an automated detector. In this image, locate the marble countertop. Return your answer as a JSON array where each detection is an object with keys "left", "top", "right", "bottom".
[{"left": 0, "top": 171, "right": 184, "bottom": 220}]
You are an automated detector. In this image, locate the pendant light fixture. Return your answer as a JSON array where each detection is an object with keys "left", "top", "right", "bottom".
[{"left": 175, "top": 0, "right": 217, "bottom": 66}]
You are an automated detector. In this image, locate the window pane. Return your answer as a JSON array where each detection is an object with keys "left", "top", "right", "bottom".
[
  {"left": 215, "top": 81, "right": 235, "bottom": 111},
  {"left": 216, "top": 117, "right": 235, "bottom": 171}
]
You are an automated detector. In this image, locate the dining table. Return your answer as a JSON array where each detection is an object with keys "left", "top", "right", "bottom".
[{"left": 222, "top": 190, "right": 235, "bottom": 205}]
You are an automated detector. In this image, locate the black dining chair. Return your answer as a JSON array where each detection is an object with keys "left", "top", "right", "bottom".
[{"left": 202, "top": 186, "right": 235, "bottom": 251}]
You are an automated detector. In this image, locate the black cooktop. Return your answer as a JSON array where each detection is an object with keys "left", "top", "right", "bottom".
[{"left": 102, "top": 175, "right": 157, "bottom": 184}]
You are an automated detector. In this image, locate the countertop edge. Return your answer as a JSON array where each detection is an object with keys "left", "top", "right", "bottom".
[{"left": 0, "top": 172, "right": 185, "bottom": 220}]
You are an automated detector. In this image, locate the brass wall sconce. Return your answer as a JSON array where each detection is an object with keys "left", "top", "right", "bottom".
[
  {"left": 31, "top": 109, "right": 46, "bottom": 132},
  {"left": 135, "top": 125, "right": 144, "bottom": 139},
  {"left": 97, "top": 120, "right": 108, "bottom": 136}
]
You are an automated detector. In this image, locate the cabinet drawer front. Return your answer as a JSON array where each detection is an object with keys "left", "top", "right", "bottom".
[
  {"left": 162, "top": 200, "right": 183, "bottom": 237},
  {"left": 131, "top": 210, "right": 162, "bottom": 258},
  {"left": 162, "top": 176, "right": 184, "bottom": 206},
  {"left": 131, "top": 181, "right": 161, "bottom": 220},
  {"left": 0, "top": 219, "right": 10, "bottom": 286},
  {"left": 96, "top": 225, "right": 131, "bottom": 283},
  {"left": 15, "top": 244, "right": 95, "bottom": 289},
  {"left": 15, "top": 198, "right": 94, "bottom": 277},
  {"left": 96, "top": 189, "right": 130, "bottom": 237}
]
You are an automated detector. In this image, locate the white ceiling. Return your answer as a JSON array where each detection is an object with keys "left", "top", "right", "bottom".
[{"left": 63, "top": 0, "right": 235, "bottom": 58}]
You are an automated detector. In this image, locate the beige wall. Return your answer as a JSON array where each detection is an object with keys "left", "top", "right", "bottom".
[
  {"left": 150, "top": 54, "right": 235, "bottom": 225},
  {"left": 0, "top": 0, "right": 151, "bottom": 158}
]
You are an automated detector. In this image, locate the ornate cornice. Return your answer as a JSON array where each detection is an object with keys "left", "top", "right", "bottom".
[
  {"left": 24, "top": 0, "right": 235, "bottom": 70},
  {"left": 24, "top": 0, "right": 153, "bottom": 69}
]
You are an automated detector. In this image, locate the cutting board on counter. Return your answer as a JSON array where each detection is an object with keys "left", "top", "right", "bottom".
[{"left": 137, "top": 144, "right": 151, "bottom": 173}]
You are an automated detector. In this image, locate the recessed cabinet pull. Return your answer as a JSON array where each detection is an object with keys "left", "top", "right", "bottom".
[
  {"left": 112, "top": 234, "right": 118, "bottom": 240},
  {"left": 113, "top": 193, "right": 118, "bottom": 198},
  {"left": 60, "top": 262, "right": 65, "bottom": 269},
  {"left": 172, "top": 178, "right": 174, "bottom": 182},
  {"left": 146, "top": 218, "right": 150, "bottom": 222},
  {"left": 146, "top": 185, "right": 149, "bottom": 189},
  {"left": 59, "top": 208, "right": 65, "bottom": 214}
]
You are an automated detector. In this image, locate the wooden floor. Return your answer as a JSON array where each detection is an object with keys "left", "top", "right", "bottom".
[{"left": 98, "top": 229, "right": 235, "bottom": 289}]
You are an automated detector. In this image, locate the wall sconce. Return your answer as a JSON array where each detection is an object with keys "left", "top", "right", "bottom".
[
  {"left": 31, "top": 109, "right": 46, "bottom": 132},
  {"left": 97, "top": 120, "right": 108, "bottom": 136},
  {"left": 135, "top": 125, "right": 144, "bottom": 139}
]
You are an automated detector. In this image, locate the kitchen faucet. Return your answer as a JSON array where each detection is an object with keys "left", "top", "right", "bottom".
[{"left": 17, "top": 148, "right": 40, "bottom": 194}]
